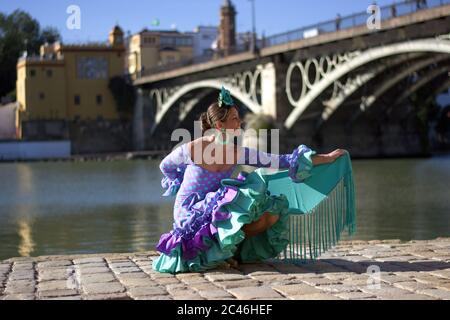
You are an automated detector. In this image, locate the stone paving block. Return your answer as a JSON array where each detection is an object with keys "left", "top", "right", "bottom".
[
  {"left": 116, "top": 271, "right": 149, "bottom": 279},
  {"left": 44, "top": 296, "right": 83, "bottom": 300},
  {"left": 289, "top": 272, "right": 324, "bottom": 279},
  {"left": 417, "top": 288, "right": 450, "bottom": 300},
  {"left": 151, "top": 272, "right": 178, "bottom": 279},
  {"left": 412, "top": 273, "right": 448, "bottom": 284},
  {"left": 80, "top": 273, "right": 116, "bottom": 284},
  {"left": 322, "top": 272, "right": 354, "bottom": 281},
  {"left": 134, "top": 295, "right": 173, "bottom": 300},
  {"left": 82, "top": 282, "right": 126, "bottom": 295},
  {"left": 433, "top": 282, "right": 450, "bottom": 291},
  {"left": 73, "top": 257, "right": 105, "bottom": 265},
  {"left": 393, "top": 280, "right": 436, "bottom": 292},
  {"left": 205, "top": 273, "right": 249, "bottom": 282},
  {"left": 172, "top": 294, "right": 204, "bottom": 300},
  {"left": 12, "top": 263, "right": 34, "bottom": 271},
  {"left": 179, "top": 277, "right": 209, "bottom": 285},
  {"left": 0, "top": 264, "right": 11, "bottom": 271},
  {"left": 1, "top": 294, "right": 35, "bottom": 300},
  {"left": 4, "top": 285, "right": 35, "bottom": 295},
  {"left": 127, "top": 286, "right": 168, "bottom": 297},
  {"left": 140, "top": 266, "right": 156, "bottom": 273},
  {"left": 245, "top": 271, "right": 279, "bottom": 277},
  {"left": 37, "top": 260, "right": 73, "bottom": 269},
  {"left": 228, "top": 286, "right": 283, "bottom": 300},
  {"left": 429, "top": 270, "right": 450, "bottom": 279},
  {"left": 75, "top": 262, "right": 107, "bottom": 269},
  {"left": 214, "top": 279, "right": 261, "bottom": 290},
  {"left": 317, "top": 284, "right": 360, "bottom": 293},
  {"left": 133, "top": 261, "right": 152, "bottom": 268},
  {"left": 359, "top": 285, "right": 413, "bottom": 299},
  {"left": 117, "top": 277, "right": 155, "bottom": 287},
  {"left": 5, "top": 258, "right": 34, "bottom": 264},
  {"left": 153, "top": 277, "right": 182, "bottom": 286},
  {"left": 335, "top": 291, "right": 377, "bottom": 300},
  {"left": 189, "top": 282, "right": 221, "bottom": 292},
  {"left": 83, "top": 293, "right": 131, "bottom": 300},
  {"left": 109, "top": 262, "right": 136, "bottom": 268},
  {"left": 38, "top": 289, "right": 79, "bottom": 299},
  {"left": 76, "top": 266, "right": 111, "bottom": 275},
  {"left": 38, "top": 280, "right": 71, "bottom": 291},
  {"left": 174, "top": 272, "right": 206, "bottom": 279},
  {"left": 38, "top": 270, "right": 72, "bottom": 281},
  {"left": 392, "top": 271, "right": 418, "bottom": 278},
  {"left": 379, "top": 274, "right": 414, "bottom": 284},
  {"left": 300, "top": 277, "right": 342, "bottom": 286},
  {"left": 248, "top": 274, "right": 296, "bottom": 283},
  {"left": 289, "top": 293, "right": 342, "bottom": 300},
  {"left": 105, "top": 259, "right": 131, "bottom": 263},
  {"left": 166, "top": 286, "right": 198, "bottom": 296},
  {"left": 8, "top": 271, "right": 35, "bottom": 281},
  {"left": 272, "top": 283, "right": 323, "bottom": 296},
  {"left": 5, "top": 279, "right": 35, "bottom": 290},
  {"left": 110, "top": 267, "right": 141, "bottom": 274},
  {"left": 198, "top": 289, "right": 234, "bottom": 299}
]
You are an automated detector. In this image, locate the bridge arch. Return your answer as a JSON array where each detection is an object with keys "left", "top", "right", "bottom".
[
  {"left": 150, "top": 80, "right": 262, "bottom": 135},
  {"left": 284, "top": 38, "right": 450, "bottom": 130}
]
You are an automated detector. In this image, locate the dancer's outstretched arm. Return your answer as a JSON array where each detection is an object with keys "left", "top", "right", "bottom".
[
  {"left": 159, "top": 145, "right": 188, "bottom": 196},
  {"left": 238, "top": 145, "right": 347, "bottom": 182}
]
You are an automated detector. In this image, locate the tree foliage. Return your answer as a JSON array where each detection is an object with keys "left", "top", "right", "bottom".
[{"left": 0, "top": 10, "right": 61, "bottom": 99}]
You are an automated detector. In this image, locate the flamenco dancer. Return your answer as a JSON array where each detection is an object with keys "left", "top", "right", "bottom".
[{"left": 153, "top": 87, "right": 353, "bottom": 274}]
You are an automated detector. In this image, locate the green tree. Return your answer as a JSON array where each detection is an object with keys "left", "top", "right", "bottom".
[{"left": 0, "top": 10, "right": 61, "bottom": 99}]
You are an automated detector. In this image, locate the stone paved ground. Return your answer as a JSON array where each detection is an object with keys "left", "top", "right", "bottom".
[{"left": 1, "top": 238, "right": 449, "bottom": 300}]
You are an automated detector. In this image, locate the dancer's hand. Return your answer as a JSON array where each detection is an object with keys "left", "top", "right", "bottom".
[
  {"left": 312, "top": 149, "right": 348, "bottom": 166},
  {"left": 326, "top": 149, "right": 348, "bottom": 163}
]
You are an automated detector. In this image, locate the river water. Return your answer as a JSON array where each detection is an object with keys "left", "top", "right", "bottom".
[{"left": 0, "top": 155, "right": 449, "bottom": 260}]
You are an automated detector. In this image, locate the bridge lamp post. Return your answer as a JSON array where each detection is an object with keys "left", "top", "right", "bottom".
[{"left": 248, "top": 0, "right": 257, "bottom": 53}]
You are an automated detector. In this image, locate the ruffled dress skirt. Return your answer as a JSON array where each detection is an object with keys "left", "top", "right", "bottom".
[
  {"left": 153, "top": 171, "right": 292, "bottom": 274},
  {"left": 153, "top": 151, "right": 356, "bottom": 274}
]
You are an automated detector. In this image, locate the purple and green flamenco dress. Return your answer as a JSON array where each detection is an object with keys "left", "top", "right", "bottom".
[{"left": 153, "top": 143, "right": 316, "bottom": 274}]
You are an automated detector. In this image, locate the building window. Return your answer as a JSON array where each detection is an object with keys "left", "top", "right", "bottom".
[
  {"left": 39, "top": 92, "right": 45, "bottom": 100},
  {"left": 96, "top": 94, "right": 103, "bottom": 105},
  {"left": 46, "top": 70, "right": 53, "bottom": 77},
  {"left": 30, "top": 69, "right": 36, "bottom": 77},
  {"left": 74, "top": 95, "right": 81, "bottom": 105}
]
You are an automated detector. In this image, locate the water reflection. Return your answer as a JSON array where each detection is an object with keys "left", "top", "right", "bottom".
[
  {"left": 0, "top": 156, "right": 449, "bottom": 261},
  {"left": 17, "top": 218, "right": 35, "bottom": 257}
]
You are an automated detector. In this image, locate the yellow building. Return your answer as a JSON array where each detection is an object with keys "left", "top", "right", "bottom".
[
  {"left": 127, "top": 29, "right": 194, "bottom": 75},
  {"left": 16, "top": 25, "right": 126, "bottom": 123}
]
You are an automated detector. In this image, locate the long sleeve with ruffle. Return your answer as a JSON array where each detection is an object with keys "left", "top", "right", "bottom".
[
  {"left": 160, "top": 145, "right": 188, "bottom": 197},
  {"left": 239, "top": 145, "right": 316, "bottom": 183}
]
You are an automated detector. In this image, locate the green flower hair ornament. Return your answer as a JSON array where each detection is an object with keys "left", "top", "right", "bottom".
[{"left": 218, "top": 86, "right": 235, "bottom": 108}]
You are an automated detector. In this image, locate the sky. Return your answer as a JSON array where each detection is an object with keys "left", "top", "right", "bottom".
[{"left": 1, "top": 0, "right": 396, "bottom": 43}]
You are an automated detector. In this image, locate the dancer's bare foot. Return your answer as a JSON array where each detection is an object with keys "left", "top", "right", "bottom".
[{"left": 226, "top": 258, "right": 239, "bottom": 268}]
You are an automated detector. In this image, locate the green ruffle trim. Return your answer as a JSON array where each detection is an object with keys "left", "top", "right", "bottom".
[{"left": 152, "top": 171, "right": 291, "bottom": 274}]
